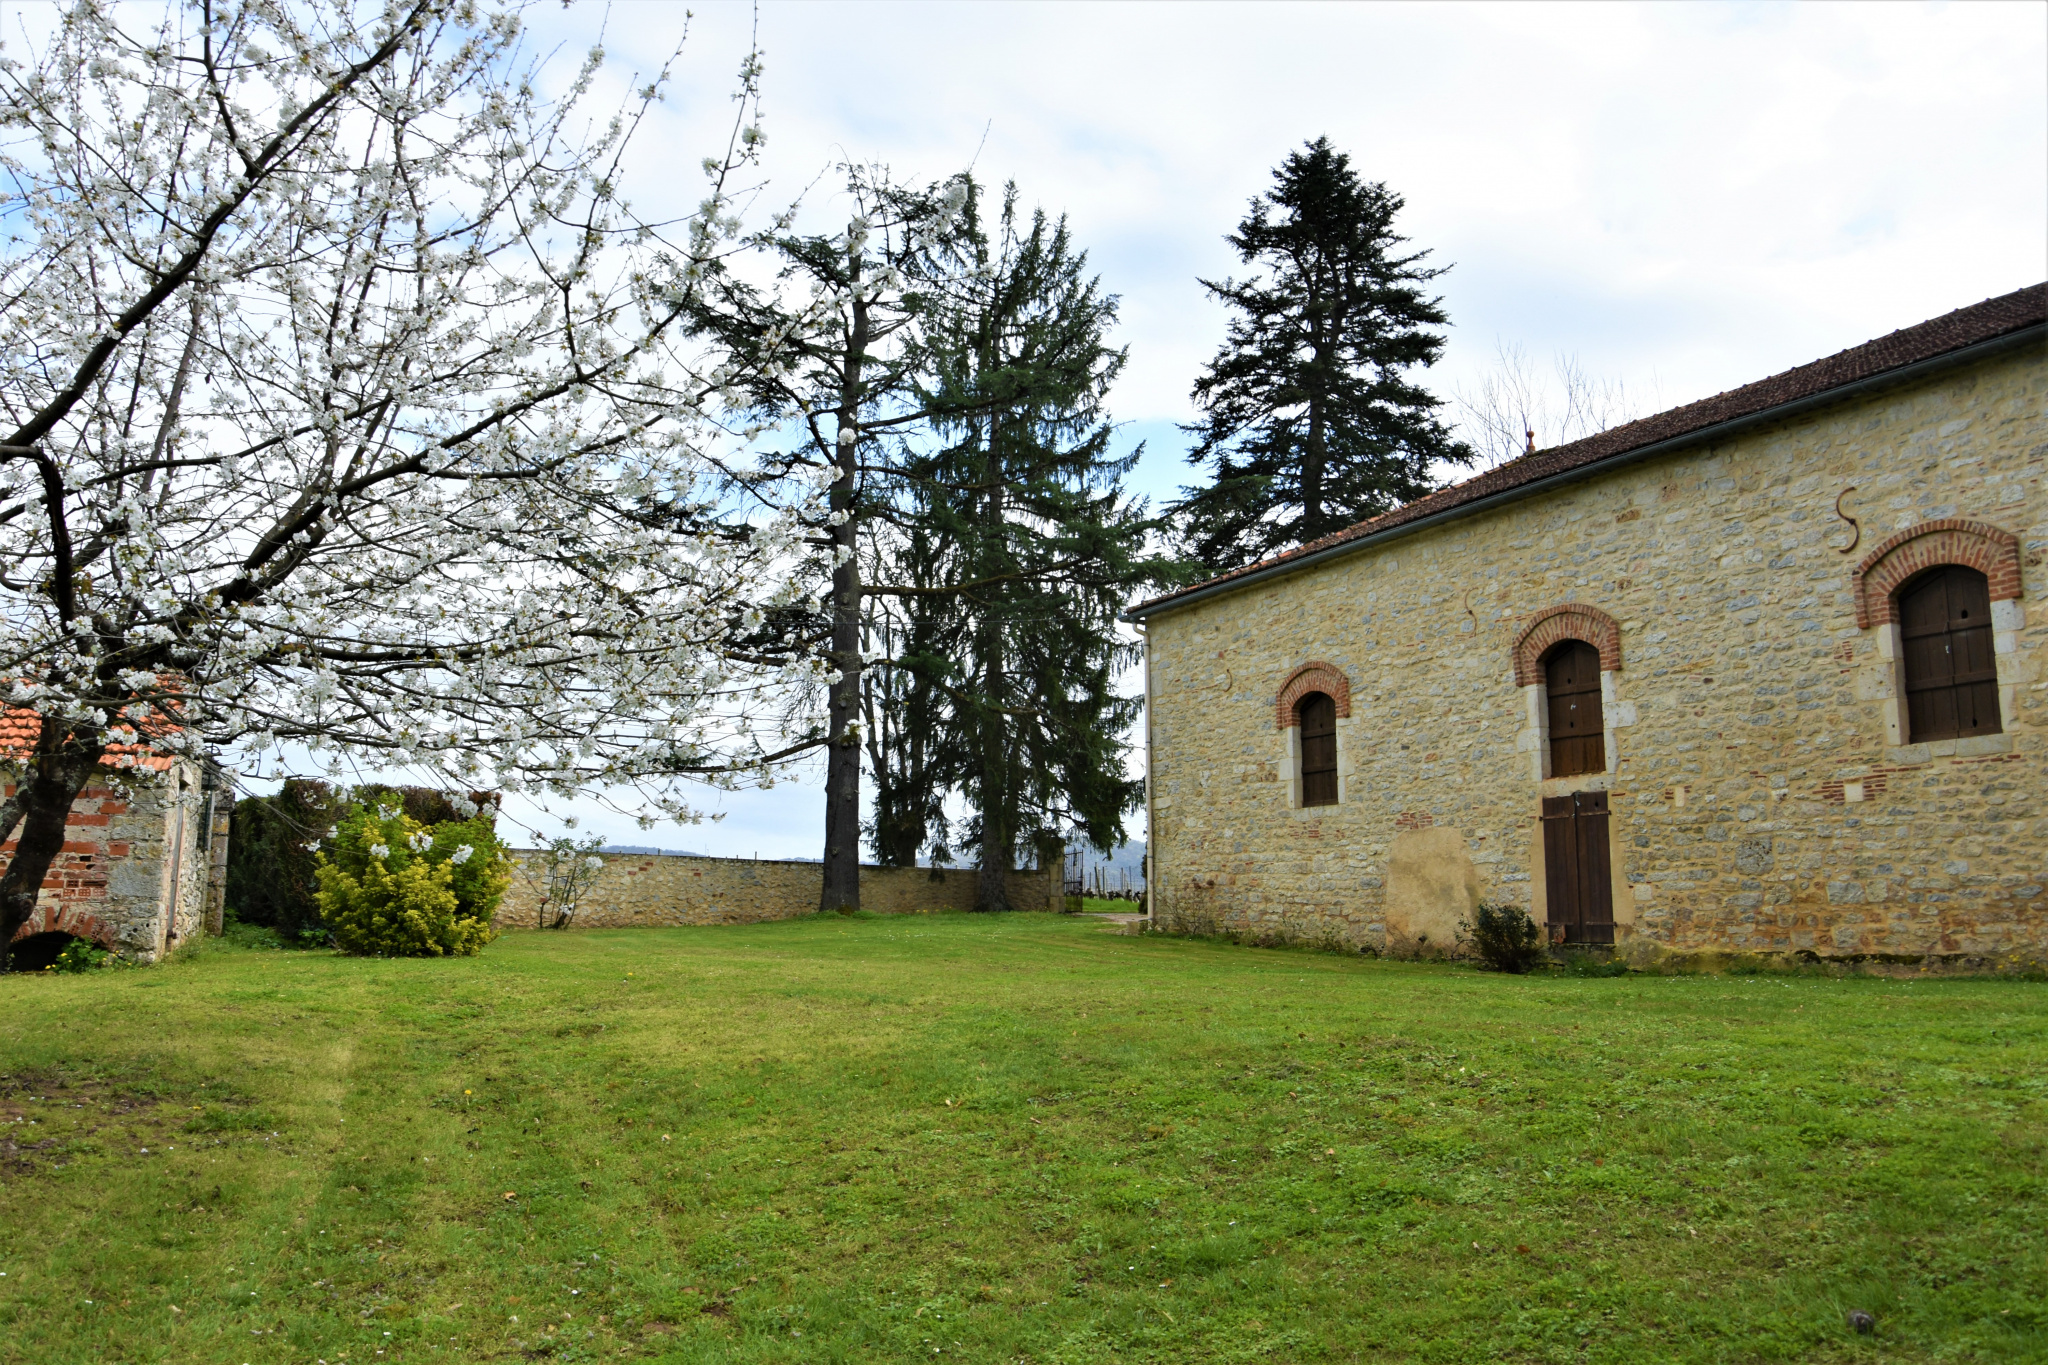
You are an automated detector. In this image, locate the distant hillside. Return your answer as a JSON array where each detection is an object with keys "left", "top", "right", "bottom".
[{"left": 599, "top": 844, "right": 711, "bottom": 858}]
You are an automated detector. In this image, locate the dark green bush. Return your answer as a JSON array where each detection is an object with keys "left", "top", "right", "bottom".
[
  {"left": 354, "top": 784, "right": 490, "bottom": 830},
  {"left": 225, "top": 779, "right": 347, "bottom": 941},
  {"left": 1463, "top": 901, "right": 1546, "bottom": 974}
]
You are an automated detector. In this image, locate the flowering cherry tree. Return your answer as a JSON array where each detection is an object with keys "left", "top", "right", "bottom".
[{"left": 0, "top": 0, "right": 815, "bottom": 958}]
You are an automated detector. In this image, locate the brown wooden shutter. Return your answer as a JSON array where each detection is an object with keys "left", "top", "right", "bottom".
[
  {"left": 1901, "top": 566, "right": 2001, "bottom": 742},
  {"left": 1542, "top": 790, "right": 1614, "bottom": 945},
  {"left": 1541, "top": 796, "right": 1577, "bottom": 939},
  {"left": 1299, "top": 692, "right": 1338, "bottom": 807},
  {"left": 1545, "top": 640, "right": 1606, "bottom": 777}
]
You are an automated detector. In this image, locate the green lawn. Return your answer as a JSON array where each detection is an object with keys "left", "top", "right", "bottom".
[{"left": 0, "top": 915, "right": 2041, "bottom": 1364}]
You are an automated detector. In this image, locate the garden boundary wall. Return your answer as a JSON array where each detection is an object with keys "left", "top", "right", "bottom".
[{"left": 495, "top": 850, "right": 1060, "bottom": 930}]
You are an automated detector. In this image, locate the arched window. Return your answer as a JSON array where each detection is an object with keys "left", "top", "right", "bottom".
[
  {"left": 1298, "top": 691, "right": 1338, "bottom": 807},
  {"left": 1545, "top": 640, "right": 1605, "bottom": 777},
  {"left": 1900, "top": 565, "right": 2001, "bottom": 742}
]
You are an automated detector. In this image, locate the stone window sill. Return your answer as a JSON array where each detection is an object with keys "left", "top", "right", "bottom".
[{"left": 1886, "top": 732, "right": 2013, "bottom": 766}]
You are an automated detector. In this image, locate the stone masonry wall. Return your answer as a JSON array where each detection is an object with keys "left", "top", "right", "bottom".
[
  {"left": 1146, "top": 345, "right": 2046, "bottom": 962},
  {"left": 495, "top": 851, "right": 1060, "bottom": 930},
  {"left": 2, "top": 758, "right": 214, "bottom": 963}
]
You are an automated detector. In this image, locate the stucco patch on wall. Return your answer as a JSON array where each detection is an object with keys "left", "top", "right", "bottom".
[{"left": 1384, "top": 826, "right": 1480, "bottom": 952}]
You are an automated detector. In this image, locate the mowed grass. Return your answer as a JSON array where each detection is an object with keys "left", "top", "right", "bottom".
[{"left": 0, "top": 915, "right": 2042, "bottom": 1364}]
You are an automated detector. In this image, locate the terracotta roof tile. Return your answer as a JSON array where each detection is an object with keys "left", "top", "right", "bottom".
[
  {"left": 0, "top": 699, "right": 183, "bottom": 773},
  {"left": 1131, "top": 282, "right": 2047, "bottom": 617}
]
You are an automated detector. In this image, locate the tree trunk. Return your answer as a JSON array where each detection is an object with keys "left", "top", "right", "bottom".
[
  {"left": 974, "top": 426, "right": 1012, "bottom": 914},
  {"left": 1302, "top": 350, "right": 1329, "bottom": 539},
  {"left": 974, "top": 621, "right": 1012, "bottom": 911},
  {"left": 819, "top": 273, "right": 870, "bottom": 915},
  {"left": 821, "top": 512, "right": 862, "bottom": 911},
  {"left": 0, "top": 717, "right": 105, "bottom": 968}
]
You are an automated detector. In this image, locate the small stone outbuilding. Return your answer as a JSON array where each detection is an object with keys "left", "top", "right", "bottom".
[
  {"left": 1129, "top": 284, "right": 2047, "bottom": 965},
  {"left": 1, "top": 711, "right": 231, "bottom": 967}
]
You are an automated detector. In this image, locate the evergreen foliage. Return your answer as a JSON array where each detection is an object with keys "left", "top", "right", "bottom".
[
  {"left": 874, "top": 184, "right": 1184, "bottom": 907},
  {"left": 692, "top": 172, "right": 1182, "bottom": 908},
  {"left": 1172, "top": 138, "right": 1469, "bottom": 572},
  {"left": 1464, "top": 901, "right": 1546, "bottom": 974},
  {"left": 683, "top": 169, "right": 963, "bottom": 912},
  {"left": 224, "top": 779, "right": 348, "bottom": 942}
]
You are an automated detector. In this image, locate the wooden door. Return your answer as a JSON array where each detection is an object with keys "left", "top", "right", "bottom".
[
  {"left": 1545, "top": 640, "right": 1606, "bottom": 777},
  {"left": 1900, "top": 566, "right": 2001, "bottom": 742},
  {"left": 1542, "top": 790, "right": 1613, "bottom": 945},
  {"left": 1299, "top": 692, "right": 1338, "bottom": 807}
]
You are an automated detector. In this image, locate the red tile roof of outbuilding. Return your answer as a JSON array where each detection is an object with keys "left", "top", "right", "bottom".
[
  {"left": 1129, "top": 282, "right": 2047, "bottom": 619},
  {"left": 0, "top": 700, "right": 181, "bottom": 773}
]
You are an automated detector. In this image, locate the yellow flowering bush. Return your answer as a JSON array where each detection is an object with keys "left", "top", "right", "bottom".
[{"left": 316, "top": 805, "right": 499, "bottom": 957}]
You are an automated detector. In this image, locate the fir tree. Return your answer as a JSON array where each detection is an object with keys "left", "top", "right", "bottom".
[
  {"left": 692, "top": 172, "right": 1179, "bottom": 908},
  {"left": 876, "top": 184, "right": 1183, "bottom": 908},
  {"left": 1171, "top": 138, "right": 1469, "bottom": 572}
]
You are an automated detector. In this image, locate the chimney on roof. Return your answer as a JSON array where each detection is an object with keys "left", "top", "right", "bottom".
[{"left": 1524, "top": 428, "right": 1536, "bottom": 456}]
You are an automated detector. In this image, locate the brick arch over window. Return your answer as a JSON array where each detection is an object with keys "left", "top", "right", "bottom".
[
  {"left": 1274, "top": 661, "right": 1352, "bottom": 730},
  {"left": 1511, "top": 604, "right": 1623, "bottom": 687},
  {"left": 1853, "top": 518, "right": 2021, "bottom": 629}
]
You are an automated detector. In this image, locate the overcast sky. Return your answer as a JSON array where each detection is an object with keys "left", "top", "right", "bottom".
[{"left": 458, "top": 2, "right": 2046, "bottom": 854}]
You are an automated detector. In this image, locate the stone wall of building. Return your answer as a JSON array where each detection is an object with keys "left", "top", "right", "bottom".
[
  {"left": 495, "top": 851, "right": 1060, "bottom": 930},
  {"left": 2, "top": 758, "right": 216, "bottom": 963},
  {"left": 1145, "top": 345, "right": 2046, "bottom": 962}
]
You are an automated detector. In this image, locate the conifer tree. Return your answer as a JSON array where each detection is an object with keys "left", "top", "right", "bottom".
[
  {"left": 1171, "top": 138, "right": 1469, "bottom": 572},
  {"left": 694, "top": 175, "right": 1179, "bottom": 906},
  {"left": 861, "top": 551, "right": 952, "bottom": 870},
  {"left": 873, "top": 185, "right": 1182, "bottom": 908},
  {"left": 685, "top": 170, "right": 961, "bottom": 911}
]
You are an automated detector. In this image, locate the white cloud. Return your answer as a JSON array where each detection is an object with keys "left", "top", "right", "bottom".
[{"left": 568, "top": 0, "right": 2042, "bottom": 429}]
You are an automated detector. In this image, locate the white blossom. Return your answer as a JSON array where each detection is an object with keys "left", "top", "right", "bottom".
[{"left": 0, "top": 0, "right": 816, "bottom": 848}]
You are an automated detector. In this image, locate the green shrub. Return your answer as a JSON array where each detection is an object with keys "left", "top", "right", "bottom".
[
  {"left": 315, "top": 805, "right": 498, "bottom": 957},
  {"left": 219, "top": 919, "right": 288, "bottom": 950},
  {"left": 49, "top": 938, "right": 118, "bottom": 973},
  {"left": 225, "top": 779, "right": 347, "bottom": 942},
  {"left": 1463, "top": 901, "right": 1545, "bottom": 974}
]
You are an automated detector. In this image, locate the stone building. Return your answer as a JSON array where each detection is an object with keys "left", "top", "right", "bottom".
[
  {"left": 0, "top": 712, "right": 231, "bottom": 967},
  {"left": 1128, "top": 284, "right": 2047, "bottom": 964}
]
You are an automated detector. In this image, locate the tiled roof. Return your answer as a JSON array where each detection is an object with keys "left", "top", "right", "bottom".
[
  {"left": 1130, "top": 282, "right": 2047, "bottom": 619},
  {"left": 0, "top": 701, "right": 180, "bottom": 773}
]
